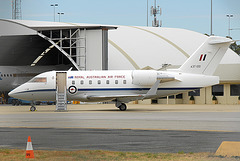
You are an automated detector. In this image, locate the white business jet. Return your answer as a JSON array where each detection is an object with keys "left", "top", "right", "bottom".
[{"left": 9, "top": 36, "right": 233, "bottom": 111}]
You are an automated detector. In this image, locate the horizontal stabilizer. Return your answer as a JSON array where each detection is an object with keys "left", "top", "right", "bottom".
[{"left": 208, "top": 38, "right": 234, "bottom": 45}]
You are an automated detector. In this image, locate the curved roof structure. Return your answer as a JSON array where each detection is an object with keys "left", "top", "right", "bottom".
[
  {"left": 0, "top": 19, "right": 239, "bottom": 72},
  {"left": 108, "top": 26, "right": 240, "bottom": 70},
  {"left": 0, "top": 19, "right": 116, "bottom": 68}
]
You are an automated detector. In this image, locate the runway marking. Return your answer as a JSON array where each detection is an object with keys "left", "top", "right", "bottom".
[{"left": 1, "top": 126, "right": 235, "bottom": 133}]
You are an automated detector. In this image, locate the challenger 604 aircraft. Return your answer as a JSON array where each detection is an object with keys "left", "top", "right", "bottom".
[{"left": 9, "top": 36, "right": 233, "bottom": 111}]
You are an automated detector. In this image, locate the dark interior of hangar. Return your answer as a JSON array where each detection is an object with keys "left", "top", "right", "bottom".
[{"left": 0, "top": 35, "right": 72, "bottom": 66}]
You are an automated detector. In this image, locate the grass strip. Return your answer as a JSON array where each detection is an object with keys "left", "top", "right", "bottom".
[{"left": 0, "top": 149, "right": 239, "bottom": 161}]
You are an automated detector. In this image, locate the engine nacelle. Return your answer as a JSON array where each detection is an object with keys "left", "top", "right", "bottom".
[{"left": 132, "top": 70, "right": 157, "bottom": 86}]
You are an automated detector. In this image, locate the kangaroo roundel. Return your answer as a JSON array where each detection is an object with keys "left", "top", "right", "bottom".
[{"left": 68, "top": 86, "right": 77, "bottom": 94}]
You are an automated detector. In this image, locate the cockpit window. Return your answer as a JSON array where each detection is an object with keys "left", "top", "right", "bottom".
[{"left": 29, "top": 77, "right": 47, "bottom": 83}]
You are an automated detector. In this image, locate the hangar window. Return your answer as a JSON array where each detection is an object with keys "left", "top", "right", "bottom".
[
  {"left": 188, "top": 89, "right": 200, "bottom": 96},
  {"left": 151, "top": 99, "right": 158, "bottom": 104},
  {"left": 29, "top": 77, "right": 47, "bottom": 83},
  {"left": 176, "top": 94, "right": 183, "bottom": 99},
  {"left": 159, "top": 96, "right": 167, "bottom": 99},
  {"left": 230, "top": 84, "right": 240, "bottom": 96},
  {"left": 212, "top": 85, "right": 224, "bottom": 96}
]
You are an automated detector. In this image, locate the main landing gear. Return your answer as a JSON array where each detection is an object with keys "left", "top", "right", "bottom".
[{"left": 115, "top": 101, "right": 127, "bottom": 111}]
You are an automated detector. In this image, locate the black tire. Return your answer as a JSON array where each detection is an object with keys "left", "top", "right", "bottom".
[
  {"left": 12, "top": 100, "right": 16, "bottom": 106},
  {"left": 119, "top": 103, "right": 127, "bottom": 111},
  {"left": 30, "top": 106, "right": 36, "bottom": 111},
  {"left": 16, "top": 100, "right": 20, "bottom": 106}
]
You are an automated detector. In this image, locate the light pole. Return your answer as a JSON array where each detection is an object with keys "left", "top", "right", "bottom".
[
  {"left": 50, "top": 4, "right": 58, "bottom": 22},
  {"left": 147, "top": 0, "right": 148, "bottom": 26},
  {"left": 58, "top": 12, "right": 64, "bottom": 22},
  {"left": 210, "top": 0, "right": 212, "bottom": 35},
  {"left": 226, "top": 14, "right": 233, "bottom": 37}
]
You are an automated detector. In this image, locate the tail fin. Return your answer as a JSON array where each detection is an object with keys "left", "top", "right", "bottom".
[{"left": 179, "top": 36, "right": 234, "bottom": 75}]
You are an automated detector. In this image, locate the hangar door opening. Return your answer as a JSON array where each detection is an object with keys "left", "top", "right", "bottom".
[{"left": 56, "top": 72, "right": 67, "bottom": 111}]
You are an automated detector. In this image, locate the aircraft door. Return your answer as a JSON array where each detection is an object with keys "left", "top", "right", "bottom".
[
  {"left": 56, "top": 72, "right": 67, "bottom": 93},
  {"left": 56, "top": 72, "right": 67, "bottom": 111}
]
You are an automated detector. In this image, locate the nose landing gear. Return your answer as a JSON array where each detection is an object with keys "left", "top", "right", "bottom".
[
  {"left": 30, "top": 101, "right": 37, "bottom": 111},
  {"left": 30, "top": 106, "right": 36, "bottom": 111}
]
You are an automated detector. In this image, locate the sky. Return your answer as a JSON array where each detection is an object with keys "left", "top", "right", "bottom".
[{"left": 0, "top": 0, "right": 240, "bottom": 41}]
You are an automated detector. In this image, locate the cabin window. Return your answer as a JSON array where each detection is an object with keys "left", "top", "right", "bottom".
[
  {"left": 72, "top": 80, "right": 75, "bottom": 85},
  {"left": 115, "top": 80, "right": 118, "bottom": 84},
  {"left": 89, "top": 80, "right": 92, "bottom": 85},
  {"left": 106, "top": 80, "right": 109, "bottom": 84},
  {"left": 98, "top": 80, "right": 101, "bottom": 84},
  {"left": 29, "top": 77, "right": 47, "bottom": 83},
  {"left": 123, "top": 80, "right": 127, "bottom": 84},
  {"left": 80, "top": 80, "right": 84, "bottom": 85}
]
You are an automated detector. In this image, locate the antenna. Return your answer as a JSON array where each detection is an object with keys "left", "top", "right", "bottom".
[
  {"left": 12, "top": 0, "right": 22, "bottom": 19},
  {"left": 151, "top": 0, "right": 162, "bottom": 27}
]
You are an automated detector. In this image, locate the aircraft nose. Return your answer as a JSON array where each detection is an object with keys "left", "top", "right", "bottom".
[{"left": 8, "top": 90, "right": 17, "bottom": 98}]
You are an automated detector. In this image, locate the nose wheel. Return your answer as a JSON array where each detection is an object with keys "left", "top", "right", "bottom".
[
  {"left": 30, "top": 101, "right": 37, "bottom": 111},
  {"left": 30, "top": 106, "right": 36, "bottom": 111}
]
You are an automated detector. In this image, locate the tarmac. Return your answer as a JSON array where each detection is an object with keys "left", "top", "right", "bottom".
[{"left": 0, "top": 104, "right": 240, "bottom": 152}]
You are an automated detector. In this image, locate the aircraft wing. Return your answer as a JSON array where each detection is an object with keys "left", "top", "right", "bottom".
[
  {"left": 86, "top": 94, "right": 145, "bottom": 103},
  {"left": 86, "top": 75, "right": 179, "bottom": 103}
]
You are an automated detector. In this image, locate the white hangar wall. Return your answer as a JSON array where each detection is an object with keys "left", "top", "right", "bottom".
[
  {"left": 85, "top": 30, "right": 102, "bottom": 70},
  {"left": 108, "top": 26, "right": 240, "bottom": 70}
]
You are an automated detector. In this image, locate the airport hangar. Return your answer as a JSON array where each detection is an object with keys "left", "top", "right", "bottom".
[{"left": 0, "top": 19, "right": 240, "bottom": 105}]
